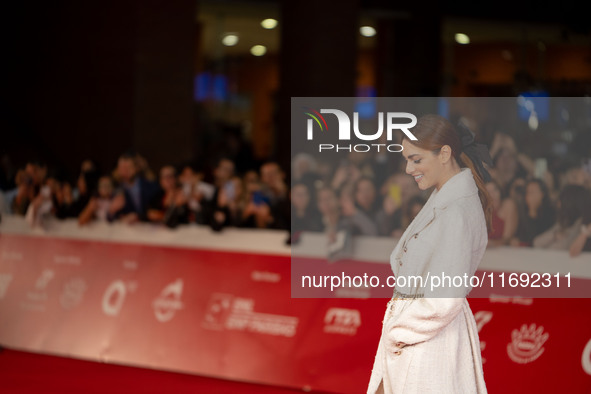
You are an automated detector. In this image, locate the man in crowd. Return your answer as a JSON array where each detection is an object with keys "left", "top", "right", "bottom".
[{"left": 107, "top": 152, "right": 158, "bottom": 223}]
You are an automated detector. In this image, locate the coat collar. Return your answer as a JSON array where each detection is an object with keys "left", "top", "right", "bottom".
[
  {"left": 391, "top": 168, "right": 479, "bottom": 270},
  {"left": 430, "top": 167, "right": 478, "bottom": 210}
]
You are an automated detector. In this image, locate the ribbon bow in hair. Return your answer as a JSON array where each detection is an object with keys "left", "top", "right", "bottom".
[{"left": 456, "top": 121, "right": 493, "bottom": 183}]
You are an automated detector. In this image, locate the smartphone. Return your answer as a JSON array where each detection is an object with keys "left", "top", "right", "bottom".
[
  {"left": 534, "top": 158, "right": 547, "bottom": 179},
  {"left": 389, "top": 184, "right": 401, "bottom": 205}
]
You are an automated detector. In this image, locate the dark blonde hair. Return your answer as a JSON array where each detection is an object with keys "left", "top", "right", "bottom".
[{"left": 403, "top": 114, "right": 493, "bottom": 231}]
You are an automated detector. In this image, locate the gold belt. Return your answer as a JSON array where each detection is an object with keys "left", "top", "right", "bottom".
[{"left": 392, "top": 290, "right": 424, "bottom": 300}]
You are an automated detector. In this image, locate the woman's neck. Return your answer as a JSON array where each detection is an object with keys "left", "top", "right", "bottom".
[
  {"left": 436, "top": 164, "right": 461, "bottom": 191},
  {"left": 528, "top": 204, "right": 539, "bottom": 218}
]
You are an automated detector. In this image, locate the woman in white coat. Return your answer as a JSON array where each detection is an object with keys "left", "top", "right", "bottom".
[{"left": 367, "top": 115, "right": 493, "bottom": 394}]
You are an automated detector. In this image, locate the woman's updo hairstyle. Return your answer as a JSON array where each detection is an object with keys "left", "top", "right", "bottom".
[{"left": 402, "top": 114, "right": 493, "bottom": 231}]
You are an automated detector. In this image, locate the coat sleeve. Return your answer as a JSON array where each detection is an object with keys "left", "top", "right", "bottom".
[
  {"left": 384, "top": 206, "right": 479, "bottom": 350},
  {"left": 532, "top": 224, "right": 557, "bottom": 248}
]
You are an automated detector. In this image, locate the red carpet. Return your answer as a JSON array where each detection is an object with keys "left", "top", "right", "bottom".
[{"left": 0, "top": 347, "right": 333, "bottom": 394}]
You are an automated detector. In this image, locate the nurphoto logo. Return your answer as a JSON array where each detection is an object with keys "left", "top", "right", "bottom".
[{"left": 304, "top": 107, "right": 418, "bottom": 153}]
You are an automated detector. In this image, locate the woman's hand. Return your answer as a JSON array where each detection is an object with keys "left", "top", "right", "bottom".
[
  {"left": 341, "top": 196, "right": 356, "bottom": 217},
  {"left": 509, "top": 237, "right": 522, "bottom": 247},
  {"left": 569, "top": 223, "right": 591, "bottom": 257},
  {"left": 383, "top": 195, "right": 399, "bottom": 215},
  {"left": 108, "top": 193, "right": 125, "bottom": 215}
]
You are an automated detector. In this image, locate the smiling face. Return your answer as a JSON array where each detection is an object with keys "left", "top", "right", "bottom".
[{"left": 402, "top": 139, "right": 449, "bottom": 191}]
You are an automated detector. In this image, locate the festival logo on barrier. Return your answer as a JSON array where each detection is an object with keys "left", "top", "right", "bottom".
[
  {"left": 323, "top": 308, "right": 361, "bottom": 335},
  {"left": 507, "top": 323, "right": 549, "bottom": 364},
  {"left": 202, "top": 292, "right": 299, "bottom": 337},
  {"left": 102, "top": 279, "right": 138, "bottom": 316},
  {"left": 202, "top": 293, "right": 232, "bottom": 330},
  {"left": 35, "top": 269, "right": 55, "bottom": 290},
  {"left": 1, "top": 250, "right": 23, "bottom": 261},
  {"left": 60, "top": 278, "right": 87, "bottom": 309},
  {"left": 21, "top": 269, "right": 55, "bottom": 312},
  {"left": 250, "top": 270, "right": 281, "bottom": 283},
  {"left": 474, "top": 311, "right": 493, "bottom": 363},
  {"left": 53, "top": 254, "right": 82, "bottom": 265},
  {"left": 0, "top": 273, "right": 13, "bottom": 299},
  {"left": 153, "top": 278, "right": 184, "bottom": 323},
  {"left": 583, "top": 339, "right": 591, "bottom": 376}
]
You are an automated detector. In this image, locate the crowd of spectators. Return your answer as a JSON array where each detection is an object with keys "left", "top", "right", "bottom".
[
  {"left": 0, "top": 152, "right": 290, "bottom": 234},
  {"left": 289, "top": 130, "right": 591, "bottom": 257},
  {"left": 1, "top": 129, "right": 590, "bottom": 257}
]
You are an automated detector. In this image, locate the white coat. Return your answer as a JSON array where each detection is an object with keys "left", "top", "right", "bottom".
[{"left": 367, "top": 168, "right": 488, "bottom": 394}]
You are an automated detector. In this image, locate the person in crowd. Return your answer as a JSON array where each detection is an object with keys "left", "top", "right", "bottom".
[
  {"left": 178, "top": 163, "right": 215, "bottom": 224},
  {"left": 376, "top": 171, "right": 421, "bottom": 237},
  {"left": 259, "top": 161, "right": 290, "bottom": 230},
  {"left": 347, "top": 150, "right": 378, "bottom": 180},
  {"left": 205, "top": 157, "right": 239, "bottom": 231},
  {"left": 354, "top": 176, "right": 380, "bottom": 220},
  {"left": 134, "top": 152, "right": 156, "bottom": 182},
  {"left": 212, "top": 157, "right": 235, "bottom": 190},
  {"left": 47, "top": 173, "right": 74, "bottom": 219},
  {"left": 489, "top": 147, "right": 528, "bottom": 197},
  {"left": 316, "top": 186, "right": 341, "bottom": 236},
  {"left": 569, "top": 221, "right": 591, "bottom": 257},
  {"left": 511, "top": 178, "right": 555, "bottom": 246},
  {"left": 330, "top": 159, "right": 362, "bottom": 193},
  {"left": 70, "top": 159, "right": 100, "bottom": 217},
  {"left": 5, "top": 160, "right": 47, "bottom": 216},
  {"left": 292, "top": 153, "right": 322, "bottom": 194},
  {"left": 146, "top": 165, "right": 190, "bottom": 228},
  {"left": 8, "top": 169, "right": 35, "bottom": 215},
  {"left": 339, "top": 182, "right": 378, "bottom": 236},
  {"left": 236, "top": 170, "right": 274, "bottom": 229},
  {"left": 533, "top": 184, "right": 591, "bottom": 251},
  {"left": 108, "top": 152, "right": 159, "bottom": 223},
  {"left": 211, "top": 174, "right": 249, "bottom": 231},
  {"left": 24, "top": 178, "right": 53, "bottom": 227},
  {"left": 290, "top": 182, "right": 323, "bottom": 241},
  {"left": 376, "top": 172, "right": 422, "bottom": 237},
  {"left": 24, "top": 160, "right": 48, "bottom": 193},
  {"left": 485, "top": 180, "right": 519, "bottom": 247},
  {"left": 376, "top": 184, "right": 401, "bottom": 237},
  {"left": 508, "top": 177, "right": 526, "bottom": 205},
  {"left": 390, "top": 195, "right": 427, "bottom": 239},
  {"left": 560, "top": 165, "right": 591, "bottom": 190},
  {"left": 78, "top": 176, "right": 115, "bottom": 225}
]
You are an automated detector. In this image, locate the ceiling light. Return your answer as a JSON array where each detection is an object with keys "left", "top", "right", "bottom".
[
  {"left": 360, "top": 26, "right": 376, "bottom": 37},
  {"left": 222, "top": 34, "right": 239, "bottom": 46},
  {"left": 261, "top": 18, "right": 278, "bottom": 29},
  {"left": 455, "top": 33, "right": 470, "bottom": 44},
  {"left": 250, "top": 45, "right": 267, "bottom": 56}
]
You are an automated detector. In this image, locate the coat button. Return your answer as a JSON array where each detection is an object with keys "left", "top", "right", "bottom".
[
  {"left": 414, "top": 234, "right": 418, "bottom": 239},
  {"left": 403, "top": 247, "right": 407, "bottom": 252},
  {"left": 395, "top": 342, "right": 403, "bottom": 347},
  {"left": 394, "top": 350, "right": 402, "bottom": 355}
]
